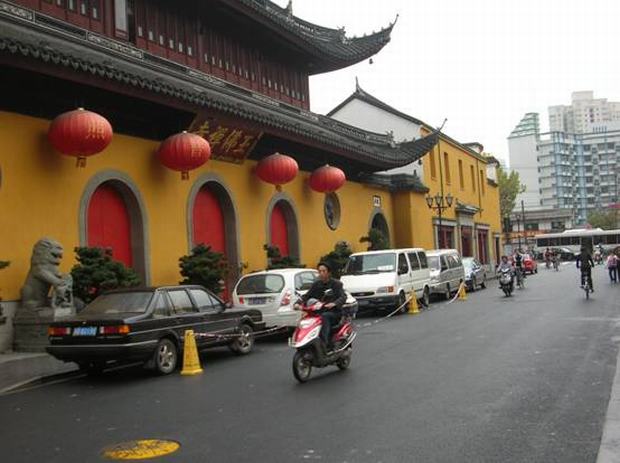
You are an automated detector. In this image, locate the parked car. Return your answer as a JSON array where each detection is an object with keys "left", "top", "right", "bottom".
[
  {"left": 523, "top": 254, "right": 538, "bottom": 274},
  {"left": 47, "top": 286, "right": 265, "bottom": 375},
  {"left": 462, "top": 257, "right": 487, "bottom": 291},
  {"left": 340, "top": 248, "right": 431, "bottom": 314},
  {"left": 232, "top": 268, "right": 358, "bottom": 328},
  {"left": 426, "top": 249, "right": 466, "bottom": 299}
]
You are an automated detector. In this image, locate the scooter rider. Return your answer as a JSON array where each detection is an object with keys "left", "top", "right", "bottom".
[
  {"left": 497, "top": 255, "right": 514, "bottom": 283},
  {"left": 576, "top": 246, "right": 595, "bottom": 292},
  {"left": 295, "top": 262, "right": 346, "bottom": 348}
]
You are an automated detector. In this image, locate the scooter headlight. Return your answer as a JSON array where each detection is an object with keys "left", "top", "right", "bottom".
[{"left": 299, "top": 319, "right": 315, "bottom": 329}]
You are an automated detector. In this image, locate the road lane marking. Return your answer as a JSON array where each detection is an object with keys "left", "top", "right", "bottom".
[{"left": 102, "top": 439, "right": 180, "bottom": 460}]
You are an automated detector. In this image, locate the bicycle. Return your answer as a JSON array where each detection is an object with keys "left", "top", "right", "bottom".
[{"left": 582, "top": 279, "right": 591, "bottom": 299}]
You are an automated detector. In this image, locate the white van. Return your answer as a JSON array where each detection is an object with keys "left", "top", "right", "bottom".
[
  {"left": 340, "top": 248, "right": 431, "bottom": 313},
  {"left": 426, "top": 249, "right": 466, "bottom": 299}
]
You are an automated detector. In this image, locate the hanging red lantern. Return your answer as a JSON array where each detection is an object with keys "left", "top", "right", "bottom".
[
  {"left": 309, "top": 164, "right": 346, "bottom": 193},
  {"left": 47, "top": 108, "right": 113, "bottom": 167},
  {"left": 157, "top": 131, "right": 211, "bottom": 180},
  {"left": 256, "top": 153, "right": 298, "bottom": 190}
]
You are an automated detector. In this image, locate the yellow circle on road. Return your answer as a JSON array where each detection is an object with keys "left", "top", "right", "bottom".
[{"left": 102, "top": 439, "right": 180, "bottom": 460}]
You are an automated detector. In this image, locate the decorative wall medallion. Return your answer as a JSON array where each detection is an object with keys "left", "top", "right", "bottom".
[{"left": 324, "top": 193, "right": 341, "bottom": 230}]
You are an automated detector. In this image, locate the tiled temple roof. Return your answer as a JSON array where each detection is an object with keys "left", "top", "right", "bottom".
[{"left": 0, "top": 5, "right": 437, "bottom": 173}]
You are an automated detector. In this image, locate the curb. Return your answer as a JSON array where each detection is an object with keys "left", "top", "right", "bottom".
[{"left": 597, "top": 342, "right": 620, "bottom": 463}]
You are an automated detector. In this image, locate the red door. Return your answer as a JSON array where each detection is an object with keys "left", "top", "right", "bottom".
[
  {"left": 87, "top": 184, "right": 132, "bottom": 267},
  {"left": 193, "top": 186, "right": 226, "bottom": 254},
  {"left": 270, "top": 203, "right": 289, "bottom": 257},
  {"left": 193, "top": 186, "right": 228, "bottom": 300}
]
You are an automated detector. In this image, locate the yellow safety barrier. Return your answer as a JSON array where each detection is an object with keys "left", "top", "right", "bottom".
[
  {"left": 180, "top": 330, "right": 203, "bottom": 376},
  {"left": 458, "top": 283, "right": 468, "bottom": 301},
  {"left": 408, "top": 294, "right": 420, "bottom": 314}
]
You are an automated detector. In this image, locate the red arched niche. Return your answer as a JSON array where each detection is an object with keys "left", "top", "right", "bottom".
[
  {"left": 87, "top": 183, "right": 133, "bottom": 267},
  {"left": 270, "top": 203, "right": 289, "bottom": 257},
  {"left": 192, "top": 185, "right": 226, "bottom": 254}
]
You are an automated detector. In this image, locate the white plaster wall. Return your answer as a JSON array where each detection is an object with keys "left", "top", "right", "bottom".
[{"left": 330, "top": 99, "right": 424, "bottom": 178}]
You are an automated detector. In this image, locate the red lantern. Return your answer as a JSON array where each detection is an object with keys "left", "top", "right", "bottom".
[
  {"left": 47, "top": 108, "right": 113, "bottom": 167},
  {"left": 158, "top": 131, "right": 211, "bottom": 180},
  {"left": 256, "top": 153, "right": 298, "bottom": 190},
  {"left": 309, "top": 164, "right": 346, "bottom": 193}
]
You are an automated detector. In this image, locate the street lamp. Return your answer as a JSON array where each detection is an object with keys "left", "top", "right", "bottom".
[{"left": 426, "top": 192, "right": 454, "bottom": 248}]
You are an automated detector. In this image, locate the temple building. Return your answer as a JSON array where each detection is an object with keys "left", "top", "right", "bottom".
[{"left": 0, "top": 0, "right": 499, "bottom": 350}]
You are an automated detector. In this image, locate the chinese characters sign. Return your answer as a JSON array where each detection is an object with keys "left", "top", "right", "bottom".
[{"left": 188, "top": 116, "right": 262, "bottom": 164}]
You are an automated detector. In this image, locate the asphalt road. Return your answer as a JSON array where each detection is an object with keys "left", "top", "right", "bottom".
[{"left": 1, "top": 264, "right": 619, "bottom": 463}]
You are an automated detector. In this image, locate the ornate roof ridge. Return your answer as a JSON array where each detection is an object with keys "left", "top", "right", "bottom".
[{"left": 232, "top": 0, "right": 397, "bottom": 73}]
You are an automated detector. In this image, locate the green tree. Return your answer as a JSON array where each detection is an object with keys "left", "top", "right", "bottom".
[
  {"left": 587, "top": 210, "right": 618, "bottom": 230},
  {"left": 497, "top": 166, "right": 526, "bottom": 220},
  {"left": 71, "top": 247, "right": 141, "bottom": 304},
  {"left": 360, "top": 228, "right": 389, "bottom": 251},
  {"left": 264, "top": 244, "right": 304, "bottom": 269},
  {"left": 179, "top": 244, "right": 228, "bottom": 295},
  {"left": 319, "top": 241, "right": 353, "bottom": 278}
]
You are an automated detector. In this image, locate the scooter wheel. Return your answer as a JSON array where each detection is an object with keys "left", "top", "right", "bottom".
[
  {"left": 337, "top": 347, "right": 352, "bottom": 371},
  {"left": 293, "top": 351, "right": 312, "bottom": 383}
]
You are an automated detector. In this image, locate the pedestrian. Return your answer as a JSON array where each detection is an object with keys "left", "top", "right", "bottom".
[{"left": 606, "top": 253, "right": 618, "bottom": 283}]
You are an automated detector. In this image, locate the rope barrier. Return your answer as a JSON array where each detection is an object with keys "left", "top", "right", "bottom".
[{"left": 192, "top": 286, "right": 467, "bottom": 341}]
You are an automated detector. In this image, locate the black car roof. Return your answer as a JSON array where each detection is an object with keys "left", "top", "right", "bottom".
[{"left": 103, "top": 285, "right": 211, "bottom": 294}]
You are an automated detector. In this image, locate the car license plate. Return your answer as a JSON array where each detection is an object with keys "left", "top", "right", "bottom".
[
  {"left": 249, "top": 297, "right": 268, "bottom": 305},
  {"left": 73, "top": 327, "right": 97, "bottom": 336}
]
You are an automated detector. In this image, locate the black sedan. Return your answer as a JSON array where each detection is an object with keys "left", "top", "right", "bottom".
[{"left": 47, "top": 286, "right": 265, "bottom": 375}]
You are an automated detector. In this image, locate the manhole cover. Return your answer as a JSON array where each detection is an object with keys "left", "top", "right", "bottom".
[{"left": 102, "top": 439, "right": 180, "bottom": 460}]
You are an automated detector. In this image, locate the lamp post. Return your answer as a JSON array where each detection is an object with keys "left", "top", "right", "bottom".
[{"left": 426, "top": 193, "right": 454, "bottom": 248}]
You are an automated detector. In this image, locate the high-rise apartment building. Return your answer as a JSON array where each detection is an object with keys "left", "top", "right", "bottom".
[
  {"left": 549, "top": 91, "right": 620, "bottom": 134},
  {"left": 508, "top": 93, "right": 620, "bottom": 224},
  {"left": 507, "top": 113, "right": 541, "bottom": 210}
]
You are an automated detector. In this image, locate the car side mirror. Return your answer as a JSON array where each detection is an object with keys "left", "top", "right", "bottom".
[{"left": 224, "top": 302, "right": 232, "bottom": 310}]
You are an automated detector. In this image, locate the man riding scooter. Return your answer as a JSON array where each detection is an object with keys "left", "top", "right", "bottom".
[{"left": 295, "top": 262, "right": 346, "bottom": 349}]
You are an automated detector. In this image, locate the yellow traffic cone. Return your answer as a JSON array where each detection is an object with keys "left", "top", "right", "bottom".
[
  {"left": 458, "top": 283, "right": 468, "bottom": 301},
  {"left": 408, "top": 295, "right": 420, "bottom": 314},
  {"left": 181, "top": 330, "right": 203, "bottom": 376}
]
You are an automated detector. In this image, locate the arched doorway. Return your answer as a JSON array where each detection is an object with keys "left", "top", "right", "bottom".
[
  {"left": 188, "top": 176, "right": 240, "bottom": 301},
  {"left": 270, "top": 203, "right": 289, "bottom": 257},
  {"left": 88, "top": 183, "right": 133, "bottom": 267},
  {"left": 370, "top": 211, "right": 390, "bottom": 247},
  {"left": 267, "top": 195, "right": 300, "bottom": 260},
  {"left": 193, "top": 186, "right": 226, "bottom": 255},
  {"left": 80, "top": 172, "right": 149, "bottom": 284}
]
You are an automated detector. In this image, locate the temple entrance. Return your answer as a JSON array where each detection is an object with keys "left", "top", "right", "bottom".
[
  {"left": 370, "top": 212, "right": 390, "bottom": 247},
  {"left": 190, "top": 179, "right": 239, "bottom": 300},
  {"left": 87, "top": 182, "right": 133, "bottom": 267},
  {"left": 268, "top": 198, "right": 299, "bottom": 259}
]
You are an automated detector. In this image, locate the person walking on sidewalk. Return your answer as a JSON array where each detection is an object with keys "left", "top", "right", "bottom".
[{"left": 608, "top": 253, "right": 619, "bottom": 283}]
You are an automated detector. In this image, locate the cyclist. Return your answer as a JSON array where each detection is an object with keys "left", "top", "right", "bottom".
[{"left": 576, "top": 246, "right": 595, "bottom": 292}]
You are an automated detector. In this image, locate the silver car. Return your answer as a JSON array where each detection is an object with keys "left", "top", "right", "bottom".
[
  {"left": 462, "top": 257, "right": 487, "bottom": 291},
  {"left": 232, "top": 268, "right": 357, "bottom": 328}
]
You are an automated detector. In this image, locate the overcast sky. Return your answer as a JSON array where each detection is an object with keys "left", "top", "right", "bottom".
[{"left": 277, "top": 0, "right": 620, "bottom": 164}]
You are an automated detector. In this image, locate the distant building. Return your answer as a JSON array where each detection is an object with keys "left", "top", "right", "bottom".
[
  {"left": 549, "top": 91, "right": 620, "bottom": 134},
  {"left": 507, "top": 113, "right": 541, "bottom": 210},
  {"left": 507, "top": 208, "right": 574, "bottom": 250}
]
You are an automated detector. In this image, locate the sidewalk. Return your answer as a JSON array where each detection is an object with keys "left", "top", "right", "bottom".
[{"left": 0, "top": 352, "right": 77, "bottom": 394}]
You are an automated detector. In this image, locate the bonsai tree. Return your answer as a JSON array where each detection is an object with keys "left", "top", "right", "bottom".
[
  {"left": 71, "top": 247, "right": 141, "bottom": 304},
  {"left": 319, "top": 241, "right": 353, "bottom": 278},
  {"left": 179, "top": 244, "right": 228, "bottom": 295},
  {"left": 360, "top": 228, "right": 389, "bottom": 251},
  {"left": 264, "top": 244, "right": 304, "bottom": 270}
]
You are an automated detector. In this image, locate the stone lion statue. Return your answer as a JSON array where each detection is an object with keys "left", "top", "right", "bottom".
[{"left": 20, "top": 238, "right": 74, "bottom": 312}]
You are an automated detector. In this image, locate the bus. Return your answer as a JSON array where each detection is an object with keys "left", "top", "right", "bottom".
[{"left": 534, "top": 228, "right": 620, "bottom": 255}]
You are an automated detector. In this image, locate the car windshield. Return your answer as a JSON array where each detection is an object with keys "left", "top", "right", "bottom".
[
  {"left": 428, "top": 256, "right": 441, "bottom": 271},
  {"left": 343, "top": 253, "right": 395, "bottom": 275},
  {"left": 81, "top": 292, "right": 153, "bottom": 315},
  {"left": 236, "top": 274, "right": 285, "bottom": 295}
]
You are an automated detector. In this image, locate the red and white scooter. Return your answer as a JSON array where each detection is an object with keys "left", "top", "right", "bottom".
[{"left": 290, "top": 290, "right": 357, "bottom": 383}]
